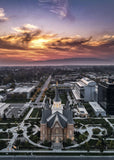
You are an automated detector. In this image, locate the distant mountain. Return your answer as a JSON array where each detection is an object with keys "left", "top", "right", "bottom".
[
  {"left": 35, "top": 58, "right": 105, "bottom": 62},
  {"left": 32, "top": 57, "right": 113, "bottom": 66}
]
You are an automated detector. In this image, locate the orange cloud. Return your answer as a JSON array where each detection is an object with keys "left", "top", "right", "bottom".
[{"left": 0, "top": 24, "right": 114, "bottom": 64}]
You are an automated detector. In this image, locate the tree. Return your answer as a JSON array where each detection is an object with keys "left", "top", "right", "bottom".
[
  {"left": 3, "top": 113, "right": 7, "bottom": 121},
  {"left": 66, "top": 138, "right": 72, "bottom": 146},
  {"left": 85, "top": 142, "right": 90, "bottom": 152},
  {"left": 109, "top": 140, "right": 114, "bottom": 149},
  {"left": 7, "top": 123, "right": 11, "bottom": 128},
  {"left": 43, "top": 140, "right": 51, "bottom": 147},
  {"left": 96, "top": 139, "right": 105, "bottom": 153}
]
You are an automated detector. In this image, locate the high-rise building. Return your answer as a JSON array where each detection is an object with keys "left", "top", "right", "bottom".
[
  {"left": 72, "top": 77, "right": 97, "bottom": 102},
  {"left": 98, "top": 81, "right": 114, "bottom": 115}
]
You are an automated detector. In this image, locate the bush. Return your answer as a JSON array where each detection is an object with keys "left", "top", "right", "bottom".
[
  {"left": 42, "top": 140, "right": 51, "bottom": 147},
  {"left": 30, "top": 132, "right": 40, "bottom": 143},
  {"left": 17, "top": 130, "right": 23, "bottom": 135},
  {"left": 63, "top": 138, "right": 72, "bottom": 147},
  {"left": 0, "top": 132, "right": 13, "bottom": 139},
  {"left": 0, "top": 140, "right": 7, "bottom": 150},
  {"left": 93, "top": 128, "right": 101, "bottom": 134}
]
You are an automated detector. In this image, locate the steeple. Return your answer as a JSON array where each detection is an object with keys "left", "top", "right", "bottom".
[
  {"left": 54, "top": 82, "right": 61, "bottom": 102},
  {"left": 52, "top": 82, "right": 63, "bottom": 114}
]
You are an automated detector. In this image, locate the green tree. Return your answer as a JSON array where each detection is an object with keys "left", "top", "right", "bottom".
[
  {"left": 66, "top": 138, "right": 72, "bottom": 146},
  {"left": 3, "top": 113, "right": 7, "bottom": 121},
  {"left": 96, "top": 139, "right": 105, "bottom": 153},
  {"left": 85, "top": 142, "right": 90, "bottom": 152},
  {"left": 109, "top": 140, "right": 114, "bottom": 149}
]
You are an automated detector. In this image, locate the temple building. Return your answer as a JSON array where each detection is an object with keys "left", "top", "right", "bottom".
[{"left": 40, "top": 84, "right": 74, "bottom": 144}]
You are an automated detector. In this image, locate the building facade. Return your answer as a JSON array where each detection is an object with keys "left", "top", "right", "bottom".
[
  {"left": 72, "top": 77, "right": 97, "bottom": 102},
  {"left": 98, "top": 82, "right": 114, "bottom": 115}
]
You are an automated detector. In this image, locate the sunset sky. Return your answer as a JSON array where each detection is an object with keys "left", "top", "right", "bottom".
[{"left": 0, "top": 0, "right": 114, "bottom": 65}]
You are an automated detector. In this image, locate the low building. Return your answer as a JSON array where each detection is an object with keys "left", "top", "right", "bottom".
[
  {"left": 77, "top": 104, "right": 88, "bottom": 118},
  {"left": 51, "top": 83, "right": 71, "bottom": 93},
  {"left": 6, "top": 103, "right": 28, "bottom": 119},
  {"left": 89, "top": 102, "right": 106, "bottom": 117},
  {"left": 0, "top": 95, "right": 4, "bottom": 102},
  {"left": 8, "top": 86, "right": 35, "bottom": 99},
  {"left": 73, "top": 77, "right": 97, "bottom": 102},
  {"left": 0, "top": 103, "right": 10, "bottom": 118}
]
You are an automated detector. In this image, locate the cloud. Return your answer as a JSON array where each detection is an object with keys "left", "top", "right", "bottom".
[
  {"left": 0, "top": 24, "right": 42, "bottom": 49},
  {"left": 0, "top": 24, "right": 114, "bottom": 63},
  {"left": 38, "top": 0, "right": 75, "bottom": 20},
  {"left": 13, "top": 24, "right": 38, "bottom": 33},
  {"left": 0, "top": 8, "right": 8, "bottom": 22}
]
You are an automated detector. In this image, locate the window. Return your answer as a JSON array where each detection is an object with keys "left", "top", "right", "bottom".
[{"left": 56, "top": 129, "right": 59, "bottom": 134}]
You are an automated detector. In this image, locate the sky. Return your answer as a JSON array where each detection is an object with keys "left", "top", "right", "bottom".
[{"left": 0, "top": 0, "right": 114, "bottom": 65}]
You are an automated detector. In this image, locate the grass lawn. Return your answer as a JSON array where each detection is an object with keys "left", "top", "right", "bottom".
[
  {"left": 108, "top": 119, "right": 114, "bottom": 124},
  {"left": 74, "top": 118, "right": 106, "bottom": 125},
  {"left": 30, "top": 108, "right": 42, "bottom": 118},
  {"left": 0, "top": 132, "right": 13, "bottom": 139},
  {"left": 0, "top": 124, "right": 17, "bottom": 130},
  {"left": 0, "top": 140, "right": 8, "bottom": 150}
]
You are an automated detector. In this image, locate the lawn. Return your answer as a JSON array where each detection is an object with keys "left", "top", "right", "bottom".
[
  {"left": 0, "top": 124, "right": 17, "bottom": 131},
  {"left": 0, "top": 132, "right": 13, "bottom": 139},
  {"left": 30, "top": 108, "right": 42, "bottom": 118},
  {"left": 74, "top": 118, "right": 106, "bottom": 125},
  {"left": 108, "top": 119, "right": 114, "bottom": 124}
]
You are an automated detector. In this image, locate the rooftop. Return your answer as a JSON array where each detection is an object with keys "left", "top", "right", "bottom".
[
  {"left": 89, "top": 102, "right": 106, "bottom": 113},
  {"left": 72, "top": 89, "right": 81, "bottom": 100},
  {"left": 76, "top": 77, "right": 96, "bottom": 87},
  {"left": 0, "top": 103, "right": 10, "bottom": 116},
  {"left": 11, "top": 86, "right": 35, "bottom": 94},
  {"left": 77, "top": 104, "right": 88, "bottom": 115}
]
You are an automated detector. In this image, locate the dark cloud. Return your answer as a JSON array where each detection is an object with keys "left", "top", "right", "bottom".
[
  {"left": 47, "top": 36, "right": 92, "bottom": 50},
  {"left": 0, "top": 39, "right": 24, "bottom": 50},
  {"left": 83, "top": 38, "right": 114, "bottom": 53}
]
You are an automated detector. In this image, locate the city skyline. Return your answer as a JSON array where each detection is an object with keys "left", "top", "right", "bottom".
[{"left": 0, "top": 0, "right": 114, "bottom": 65}]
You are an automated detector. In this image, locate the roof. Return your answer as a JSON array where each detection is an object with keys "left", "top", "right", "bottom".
[
  {"left": 77, "top": 104, "right": 88, "bottom": 115},
  {"left": 41, "top": 100, "right": 74, "bottom": 127},
  {"left": 76, "top": 77, "right": 96, "bottom": 87},
  {"left": 76, "top": 81, "right": 86, "bottom": 87},
  {"left": 72, "top": 89, "right": 81, "bottom": 100},
  {"left": 89, "top": 102, "right": 106, "bottom": 113},
  {"left": 0, "top": 89, "right": 4, "bottom": 92},
  {"left": 11, "top": 86, "right": 35, "bottom": 94},
  {"left": 47, "top": 111, "right": 67, "bottom": 128},
  {"left": 81, "top": 77, "right": 96, "bottom": 86},
  {"left": 41, "top": 102, "right": 52, "bottom": 123},
  {"left": 0, "top": 95, "right": 3, "bottom": 100},
  {"left": 63, "top": 102, "right": 74, "bottom": 124},
  {"left": 0, "top": 103, "right": 10, "bottom": 116}
]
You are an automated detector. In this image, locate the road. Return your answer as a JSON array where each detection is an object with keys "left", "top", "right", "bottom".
[
  {"left": 0, "top": 156, "right": 114, "bottom": 160},
  {"left": 35, "top": 75, "right": 51, "bottom": 103}
]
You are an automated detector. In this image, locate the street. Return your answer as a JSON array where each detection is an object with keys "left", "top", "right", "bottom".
[
  {"left": 0, "top": 156, "right": 114, "bottom": 160},
  {"left": 35, "top": 75, "right": 51, "bottom": 103}
]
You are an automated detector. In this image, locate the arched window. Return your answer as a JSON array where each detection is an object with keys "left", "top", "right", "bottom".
[
  {"left": 70, "top": 130, "right": 72, "bottom": 135},
  {"left": 56, "top": 128, "right": 59, "bottom": 134}
]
